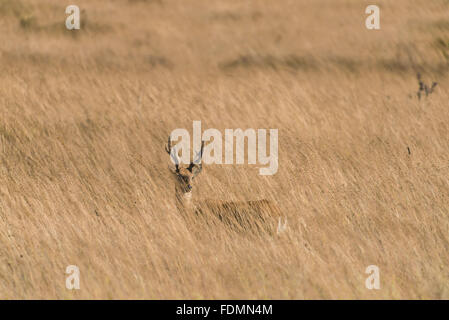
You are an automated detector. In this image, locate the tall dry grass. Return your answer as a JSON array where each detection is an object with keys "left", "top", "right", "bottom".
[{"left": 0, "top": 0, "right": 448, "bottom": 299}]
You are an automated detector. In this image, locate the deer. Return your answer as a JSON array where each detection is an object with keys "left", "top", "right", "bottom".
[
  {"left": 417, "top": 73, "right": 437, "bottom": 100},
  {"left": 165, "top": 136, "right": 287, "bottom": 235}
]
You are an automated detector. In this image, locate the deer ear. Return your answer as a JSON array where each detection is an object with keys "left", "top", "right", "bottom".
[
  {"left": 168, "top": 165, "right": 179, "bottom": 174},
  {"left": 191, "top": 163, "right": 203, "bottom": 177}
]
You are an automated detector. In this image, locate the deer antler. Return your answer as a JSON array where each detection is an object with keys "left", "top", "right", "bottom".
[
  {"left": 189, "top": 141, "right": 205, "bottom": 175},
  {"left": 165, "top": 136, "right": 179, "bottom": 171},
  {"left": 192, "top": 141, "right": 205, "bottom": 164}
]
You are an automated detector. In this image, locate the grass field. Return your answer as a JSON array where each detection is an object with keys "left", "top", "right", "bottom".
[{"left": 0, "top": 0, "right": 448, "bottom": 299}]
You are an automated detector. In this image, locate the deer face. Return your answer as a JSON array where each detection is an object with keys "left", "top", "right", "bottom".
[
  {"left": 171, "top": 165, "right": 202, "bottom": 193},
  {"left": 166, "top": 137, "right": 204, "bottom": 195}
]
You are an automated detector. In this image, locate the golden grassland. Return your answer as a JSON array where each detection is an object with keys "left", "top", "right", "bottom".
[{"left": 0, "top": 0, "right": 448, "bottom": 299}]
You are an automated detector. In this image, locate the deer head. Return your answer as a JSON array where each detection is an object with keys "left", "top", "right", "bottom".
[{"left": 165, "top": 136, "right": 204, "bottom": 194}]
